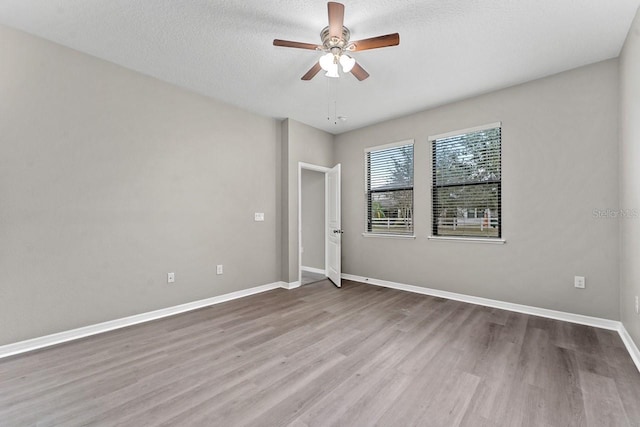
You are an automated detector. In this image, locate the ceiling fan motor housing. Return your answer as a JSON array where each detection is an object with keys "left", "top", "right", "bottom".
[{"left": 321, "top": 26, "right": 353, "bottom": 54}]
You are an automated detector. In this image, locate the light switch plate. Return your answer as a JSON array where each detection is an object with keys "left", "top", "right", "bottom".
[{"left": 254, "top": 212, "right": 265, "bottom": 221}]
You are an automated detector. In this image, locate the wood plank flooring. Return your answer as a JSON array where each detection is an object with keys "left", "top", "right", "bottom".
[{"left": 1, "top": 280, "right": 639, "bottom": 426}]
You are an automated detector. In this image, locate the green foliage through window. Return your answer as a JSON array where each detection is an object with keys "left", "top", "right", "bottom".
[
  {"left": 432, "top": 126, "right": 501, "bottom": 238},
  {"left": 366, "top": 142, "right": 414, "bottom": 235}
]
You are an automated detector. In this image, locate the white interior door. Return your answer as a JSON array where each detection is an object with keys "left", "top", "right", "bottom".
[{"left": 326, "top": 164, "right": 341, "bottom": 287}]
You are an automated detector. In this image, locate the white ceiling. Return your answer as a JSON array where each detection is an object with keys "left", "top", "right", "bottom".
[{"left": 0, "top": 1, "right": 639, "bottom": 134}]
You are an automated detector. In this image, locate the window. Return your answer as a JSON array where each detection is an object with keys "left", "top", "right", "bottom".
[
  {"left": 431, "top": 124, "right": 501, "bottom": 238},
  {"left": 365, "top": 140, "right": 414, "bottom": 236}
]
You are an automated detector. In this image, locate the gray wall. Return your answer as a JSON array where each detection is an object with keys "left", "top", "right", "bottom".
[
  {"left": 620, "top": 7, "right": 640, "bottom": 347},
  {"left": 1, "top": 21, "right": 632, "bottom": 348},
  {"left": 281, "top": 119, "right": 333, "bottom": 283},
  {"left": 0, "top": 25, "right": 280, "bottom": 345},
  {"left": 335, "top": 59, "right": 620, "bottom": 320},
  {"left": 301, "top": 169, "right": 325, "bottom": 270}
]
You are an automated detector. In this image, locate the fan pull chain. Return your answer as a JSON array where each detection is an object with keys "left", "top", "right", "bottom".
[
  {"left": 327, "top": 77, "right": 331, "bottom": 122},
  {"left": 326, "top": 75, "right": 341, "bottom": 125}
]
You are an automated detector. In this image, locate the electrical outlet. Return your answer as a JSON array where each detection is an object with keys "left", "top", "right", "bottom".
[
  {"left": 254, "top": 212, "right": 265, "bottom": 222},
  {"left": 216, "top": 265, "right": 223, "bottom": 275},
  {"left": 635, "top": 296, "right": 639, "bottom": 315},
  {"left": 574, "top": 276, "right": 585, "bottom": 289},
  {"left": 168, "top": 272, "right": 175, "bottom": 283}
]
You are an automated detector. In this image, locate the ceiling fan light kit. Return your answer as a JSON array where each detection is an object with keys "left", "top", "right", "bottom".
[
  {"left": 273, "top": 2, "right": 400, "bottom": 81},
  {"left": 339, "top": 55, "right": 356, "bottom": 73},
  {"left": 319, "top": 51, "right": 355, "bottom": 77}
]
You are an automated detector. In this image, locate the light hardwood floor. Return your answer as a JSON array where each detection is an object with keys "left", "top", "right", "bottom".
[
  {"left": 301, "top": 271, "right": 326, "bottom": 286},
  {"left": 1, "top": 280, "right": 639, "bottom": 426}
]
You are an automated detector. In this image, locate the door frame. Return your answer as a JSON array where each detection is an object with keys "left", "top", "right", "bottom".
[{"left": 298, "top": 162, "right": 331, "bottom": 287}]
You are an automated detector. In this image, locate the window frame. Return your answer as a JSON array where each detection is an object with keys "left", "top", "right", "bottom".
[
  {"left": 363, "top": 139, "right": 416, "bottom": 238},
  {"left": 429, "top": 123, "right": 505, "bottom": 243}
]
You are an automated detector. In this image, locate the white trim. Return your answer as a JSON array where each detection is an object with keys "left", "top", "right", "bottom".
[
  {"left": 342, "top": 273, "right": 618, "bottom": 330},
  {"left": 0, "top": 281, "right": 285, "bottom": 360},
  {"left": 362, "top": 233, "right": 416, "bottom": 239},
  {"left": 364, "top": 139, "right": 415, "bottom": 153},
  {"left": 324, "top": 170, "right": 330, "bottom": 286},
  {"left": 3, "top": 275, "right": 638, "bottom": 374},
  {"left": 298, "top": 162, "right": 331, "bottom": 173},
  {"left": 619, "top": 324, "right": 640, "bottom": 371},
  {"left": 428, "top": 236, "right": 506, "bottom": 244},
  {"left": 281, "top": 281, "right": 301, "bottom": 290},
  {"left": 342, "top": 273, "right": 640, "bottom": 372},
  {"left": 301, "top": 266, "right": 326, "bottom": 275},
  {"left": 428, "top": 122, "right": 502, "bottom": 141}
]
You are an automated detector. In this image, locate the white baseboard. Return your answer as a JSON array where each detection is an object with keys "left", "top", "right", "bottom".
[
  {"left": 281, "top": 281, "right": 301, "bottom": 290},
  {"left": 342, "top": 274, "right": 619, "bottom": 330},
  {"left": 619, "top": 324, "right": 640, "bottom": 371},
  {"left": 4, "top": 275, "right": 638, "bottom": 374},
  {"left": 0, "top": 281, "right": 285, "bottom": 359},
  {"left": 342, "top": 273, "right": 640, "bottom": 373},
  {"left": 301, "top": 266, "right": 326, "bottom": 275}
]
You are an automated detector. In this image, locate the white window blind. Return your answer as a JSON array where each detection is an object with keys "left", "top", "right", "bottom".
[
  {"left": 432, "top": 125, "right": 501, "bottom": 238},
  {"left": 366, "top": 141, "right": 414, "bottom": 235}
]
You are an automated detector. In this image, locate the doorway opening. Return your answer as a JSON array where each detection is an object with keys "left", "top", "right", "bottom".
[
  {"left": 298, "top": 162, "right": 342, "bottom": 288},
  {"left": 300, "top": 166, "right": 327, "bottom": 285}
]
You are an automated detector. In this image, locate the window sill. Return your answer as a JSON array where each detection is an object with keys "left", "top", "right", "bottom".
[
  {"left": 362, "top": 233, "right": 416, "bottom": 240},
  {"left": 428, "top": 236, "right": 506, "bottom": 244}
]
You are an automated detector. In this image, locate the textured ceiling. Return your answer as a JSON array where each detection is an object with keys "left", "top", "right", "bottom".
[{"left": 0, "top": 0, "right": 639, "bottom": 134}]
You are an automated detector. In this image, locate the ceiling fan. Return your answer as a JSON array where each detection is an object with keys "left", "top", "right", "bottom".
[{"left": 273, "top": 2, "right": 400, "bottom": 81}]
